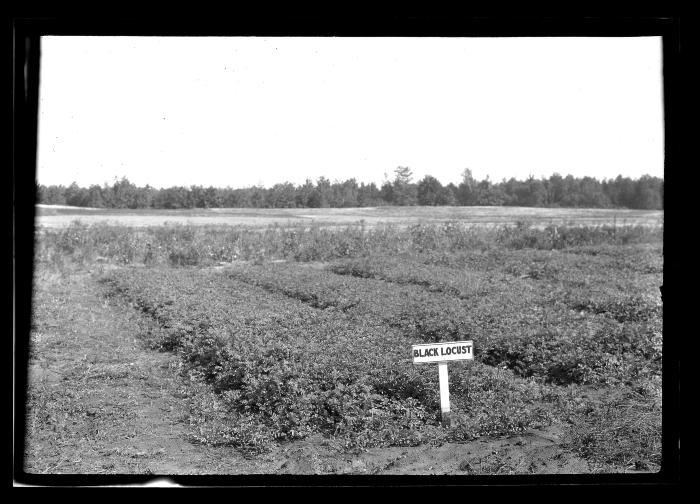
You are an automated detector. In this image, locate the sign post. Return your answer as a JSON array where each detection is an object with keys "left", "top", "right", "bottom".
[
  {"left": 412, "top": 340, "right": 473, "bottom": 427},
  {"left": 438, "top": 362, "right": 450, "bottom": 426}
]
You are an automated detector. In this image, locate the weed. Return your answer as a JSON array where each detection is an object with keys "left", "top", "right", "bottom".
[
  {"left": 561, "top": 389, "right": 662, "bottom": 471},
  {"left": 35, "top": 220, "right": 662, "bottom": 271}
]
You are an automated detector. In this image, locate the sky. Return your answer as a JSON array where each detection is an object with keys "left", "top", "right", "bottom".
[{"left": 36, "top": 36, "right": 664, "bottom": 189}]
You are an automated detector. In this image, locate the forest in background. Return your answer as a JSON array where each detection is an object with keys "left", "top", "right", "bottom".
[{"left": 36, "top": 168, "right": 663, "bottom": 210}]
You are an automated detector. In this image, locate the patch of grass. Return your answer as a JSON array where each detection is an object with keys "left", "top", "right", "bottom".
[{"left": 561, "top": 388, "right": 662, "bottom": 472}]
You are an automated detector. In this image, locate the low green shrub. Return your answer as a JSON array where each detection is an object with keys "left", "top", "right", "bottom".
[
  {"left": 100, "top": 266, "right": 558, "bottom": 453},
  {"left": 228, "top": 258, "right": 662, "bottom": 386}
]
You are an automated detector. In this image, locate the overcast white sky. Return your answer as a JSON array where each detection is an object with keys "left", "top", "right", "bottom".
[{"left": 36, "top": 36, "right": 664, "bottom": 189}]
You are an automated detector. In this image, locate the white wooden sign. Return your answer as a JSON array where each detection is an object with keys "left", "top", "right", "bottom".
[
  {"left": 412, "top": 340, "right": 473, "bottom": 426},
  {"left": 412, "top": 341, "right": 473, "bottom": 364}
]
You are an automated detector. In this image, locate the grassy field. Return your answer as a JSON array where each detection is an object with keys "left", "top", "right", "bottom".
[
  {"left": 23, "top": 207, "right": 664, "bottom": 476},
  {"left": 35, "top": 204, "right": 664, "bottom": 229}
]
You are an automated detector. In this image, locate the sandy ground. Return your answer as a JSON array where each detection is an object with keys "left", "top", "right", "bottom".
[{"left": 34, "top": 205, "right": 663, "bottom": 229}]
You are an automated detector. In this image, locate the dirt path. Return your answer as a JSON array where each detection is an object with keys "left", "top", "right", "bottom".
[{"left": 23, "top": 266, "right": 591, "bottom": 477}]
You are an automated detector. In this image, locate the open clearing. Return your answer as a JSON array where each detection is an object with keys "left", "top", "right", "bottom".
[
  {"left": 22, "top": 209, "right": 663, "bottom": 477},
  {"left": 35, "top": 205, "right": 663, "bottom": 229}
]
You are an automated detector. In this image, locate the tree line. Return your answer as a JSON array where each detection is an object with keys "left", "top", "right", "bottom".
[{"left": 36, "top": 167, "right": 663, "bottom": 210}]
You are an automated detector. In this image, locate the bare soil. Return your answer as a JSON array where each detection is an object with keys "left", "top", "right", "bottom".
[{"left": 34, "top": 205, "right": 663, "bottom": 230}]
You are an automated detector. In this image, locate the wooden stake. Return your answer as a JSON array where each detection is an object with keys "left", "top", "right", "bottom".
[{"left": 438, "top": 362, "right": 450, "bottom": 427}]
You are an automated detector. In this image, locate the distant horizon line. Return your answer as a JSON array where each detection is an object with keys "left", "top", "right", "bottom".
[
  {"left": 36, "top": 172, "right": 665, "bottom": 190},
  {"left": 35, "top": 203, "right": 665, "bottom": 211}
]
